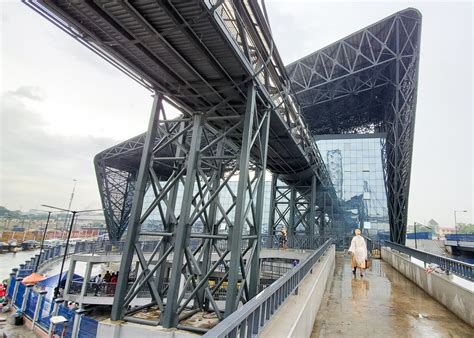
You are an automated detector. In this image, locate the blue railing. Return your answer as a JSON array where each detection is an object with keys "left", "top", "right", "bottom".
[
  {"left": 384, "top": 241, "right": 473, "bottom": 281},
  {"left": 446, "top": 234, "right": 474, "bottom": 242},
  {"left": 7, "top": 243, "right": 102, "bottom": 337},
  {"left": 203, "top": 239, "right": 333, "bottom": 337},
  {"left": 406, "top": 231, "right": 432, "bottom": 240},
  {"left": 25, "top": 291, "right": 38, "bottom": 318},
  {"left": 7, "top": 276, "right": 16, "bottom": 298},
  {"left": 7, "top": 240, "right": 167, "bottom": 337},
  {"left": 15, "top": 283, "right": 25, "bottom": 307},
  {"left": 78, "top": 315, "right": 99, "bottom": 338},
  {"left": 55, "top": 305, "right": 75, "bottom": 338},
  {"left": 38, "top": 298, "right": 54, "bottom": 329}
]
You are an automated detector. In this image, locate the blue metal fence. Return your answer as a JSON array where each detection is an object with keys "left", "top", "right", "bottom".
[
  {"left": 406, "top": 231, "right": 432, "bottom": 240},
  {"left": 78, "top": 315, "right": 99, "bottom": 338},
  {"left": 7, "top": 276, "right": 16, "bottom": 298},
  {"left": 7, "top": 243, "right": 102, "bottom": 337},
  {"left": 17, "top": 269, "right": 33, "bottom": 278},
  {"left": 25, "top": 290, "right": 38, "bottom": 318},
  {"left": 38, "top": 298, "right": 53, "bottom": 330},
  {"left": 6, "top": 241, "right": 163, "bottom": 338},
  {"left": 446, "top": 234, "right": 474, "bottom": 242},
  {"left": 55, "top": 305, "right": 75, "bottom": 338},
  {"left": 14, "top": 283, "right": 25, "bottom": 308}
]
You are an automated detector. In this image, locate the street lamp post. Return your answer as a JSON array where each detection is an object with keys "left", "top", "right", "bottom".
[
  {"left": 62, "top": 179, "right": 78, "bottom": 238},
  {"left": 42, "top": 204, "right": 102, "bottom": 299},
  {"left": 414, "top": 222, "right": 418, "bottom": 249},
  {"left": 454, "top": 210, "right": 468, "bottom": 246},
  {"left": 33, "top": 210, "right": 53, "bottom": 272}
]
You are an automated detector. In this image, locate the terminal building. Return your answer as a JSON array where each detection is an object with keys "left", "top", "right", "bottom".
[
  {"left": 92, "top": 7, "right": 420, "bottom": 245},
  {"left": 19, "top": 2, "right": 456, "bottom": 337}
]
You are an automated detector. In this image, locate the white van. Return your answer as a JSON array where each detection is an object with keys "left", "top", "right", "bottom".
[{"left": 43, "top": 239, "right": 63, "bottom": 248}]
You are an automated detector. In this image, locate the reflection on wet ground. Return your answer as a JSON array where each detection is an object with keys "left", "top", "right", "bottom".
[{"left": 311, "top": 254, "right": 473, "bottom": 337}]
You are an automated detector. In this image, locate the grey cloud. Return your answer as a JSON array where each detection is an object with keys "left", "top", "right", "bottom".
[
  {"left": 0, "top": 93, "right": 118, "bottom": 210},
  {"left": 8, "top": 85, "right": 45, "bottom": 101}
]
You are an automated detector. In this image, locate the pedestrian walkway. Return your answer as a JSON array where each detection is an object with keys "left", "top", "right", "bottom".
[{"left": 311, "top": 254, "right": 473, "bottom": 337}]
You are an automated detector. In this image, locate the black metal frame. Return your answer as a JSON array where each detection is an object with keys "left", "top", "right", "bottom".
[
  {"left": 287, "top": 9, "right": 422, "bottom": 244},
  {"left": 25, "top": 0, "right": 423, "bottom": 331}
]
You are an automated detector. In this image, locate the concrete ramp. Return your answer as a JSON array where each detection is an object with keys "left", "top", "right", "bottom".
[{"left": 311, "top": 254, "right": 473, "bottom": 336}]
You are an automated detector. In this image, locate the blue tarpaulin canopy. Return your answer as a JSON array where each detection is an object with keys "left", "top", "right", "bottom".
[{"left": 37, "top": 272, "right": 83, "bottom": 288}]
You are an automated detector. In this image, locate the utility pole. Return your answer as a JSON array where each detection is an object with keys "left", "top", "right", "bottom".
[
  {"left": 34, "top": 210, "right": 53, "bottom": 272},
  {"left": 454, "top": 210, "right": 468, "bottom": 247},
  {"left": 42, "top": 204, "right": 102, "bottom": 299},
  {"left": 63, "top": 179, "right": 78, "bottom": 232},
  {"left": 414, "top": 222, "right": 418, "bottom": 249}
]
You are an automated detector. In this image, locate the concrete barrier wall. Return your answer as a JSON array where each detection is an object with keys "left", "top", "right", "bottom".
[
  {"left": 97, "top": 319, "right": 199, "bottom": 338},
  {"left": 382, "top": 247, "right": 474, "bottom": 327},
  {"left": 261, "top": 245, "right": 336, "bottom": 338}
]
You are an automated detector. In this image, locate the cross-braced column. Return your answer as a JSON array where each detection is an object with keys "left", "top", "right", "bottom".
[
  {"left": 163, "top": 113, "right": 204, "bottom": 327},
  {"left": 110, "top": 83, "right": 273, "bottom": 327},
  {"left": 383, "top": 14, "right": 421, "bottom": 244},
  {"left": 270, "top": 177, "right": 320, "bottom": 250},
  {"left": 225, "top": 84, "right": 262, "bottom": 316},
  {"left": 111, "top": 93, "right": 164, "bottom": 321}
]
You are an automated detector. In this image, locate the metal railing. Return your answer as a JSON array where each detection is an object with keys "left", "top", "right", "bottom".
[
  {"left": 260, "top": 234, "right": 331, "bottom": 250},
  {"left": 203, "top": 239, "right": 333, "bottom": 337},
  {"left": 384, "top": 241, "right": 473, "bottom": 281},
  {"left": 364, "top": 236, "right": 382, "bottom": 254},
  {"left": 445, "top": 234, "right": 474, "bottom": 242},
  {"left": 260, "top": 262, "right": 292, "bottom": 280}
]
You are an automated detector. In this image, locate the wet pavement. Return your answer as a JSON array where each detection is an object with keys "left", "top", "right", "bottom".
[
  {"left": 0, "top": 317, "right": 37, "bottom": 338},
  {"left": 311, "top": 254, "right": 473, "bottom": 337}
]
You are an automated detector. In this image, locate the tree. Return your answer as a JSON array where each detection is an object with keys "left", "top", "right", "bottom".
[{"left": 457, "top": 223, "right": 474, "bottom": 234}]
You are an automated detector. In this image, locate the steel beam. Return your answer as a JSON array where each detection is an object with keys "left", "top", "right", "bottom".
[
  {"left": 163, "top": 113, "right": 204, "bottom": 328},
  {"left": 225, "top": 85, "right": 256, "bottom": 316},
  {"left": 248, "top": 110, "right": 271, "bottom": 298},
  {"left": 111, "top": 93, "right": 163, "bottom": 320}
]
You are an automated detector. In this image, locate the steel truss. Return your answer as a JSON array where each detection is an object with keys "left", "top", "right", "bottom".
[
  {"left": 286, "top": 9, "right": 422, "bottom": 244},
  {"left": 265, "top": 173, "right": 345, "bottom": 250},
  {"left": 107, "top": 85, "right": 272, "bottom": 327},
  {"left": 25, "top": 2, "right": 421, "bottom": 334}
]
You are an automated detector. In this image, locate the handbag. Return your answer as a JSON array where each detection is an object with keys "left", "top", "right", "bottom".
[{"left": 365, "top": 258, "right": 371, "bottom": 269}]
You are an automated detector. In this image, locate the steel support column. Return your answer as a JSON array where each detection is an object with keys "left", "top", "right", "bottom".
[
  {"left": 163, "top": 113, "right": 204, "bottom": 328},
  {"left": 111, "top": 93, "right": 163, "bottom": 321},
  {"left": 288, "top": 185, "right": 297, "bottom": 247},
  {"left": 308, "top": 176, "right": 317, "bottom": 247},
  {"left": 199, "top": 138, "right": 225, "bottom": 310},
  {"left": 248, "top": 109, "right": 271, "bottom": 298},
  {"left": 268, "top": 174, "right": 278, "bottom": 248},
  {"left": 225, "top": 85, "right": 257, "bottom": 317}
]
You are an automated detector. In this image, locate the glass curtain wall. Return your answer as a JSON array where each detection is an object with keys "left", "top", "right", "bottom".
[{"left": 316, "top": 134, "right": 389, "bottom": 234}]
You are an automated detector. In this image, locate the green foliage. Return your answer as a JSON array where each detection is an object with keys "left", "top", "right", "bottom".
[
  {"left": 457, "top": 223, "right": 474, "bottom": 234},
  {"left": 0, "top": 206, "right": 22, "bottom": 219}
]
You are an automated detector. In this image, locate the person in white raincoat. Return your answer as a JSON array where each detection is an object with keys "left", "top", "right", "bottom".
[{"left": 348, "top": 228, "right": 367, "bottom": 277}]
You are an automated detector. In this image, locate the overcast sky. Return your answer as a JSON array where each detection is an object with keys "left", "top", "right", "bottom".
[{"left": 0, "top": 1, "right": 472, "bottom": 227}]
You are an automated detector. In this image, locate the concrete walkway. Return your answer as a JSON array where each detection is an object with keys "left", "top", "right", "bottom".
[
  {"left": 311, "top": 254, "right": 473, "bottom": 337},
  {"left": 0, "top": 318, "right": 37, "bottom": 338}
]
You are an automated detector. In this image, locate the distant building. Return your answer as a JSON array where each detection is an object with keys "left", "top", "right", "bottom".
[
  {"left": 438, "top": 227, "right": 456, "bottom": 238},
  {"left": 427, "top": 219, "right": 440, "bottom": 232}
]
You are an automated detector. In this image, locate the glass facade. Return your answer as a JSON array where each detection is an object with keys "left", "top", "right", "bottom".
[
  {"left": 316, "top": 134, "right": 389, "bottom": 233},
  {"left": 138, "top": 134, "right": 389, "bottom": 236}
]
